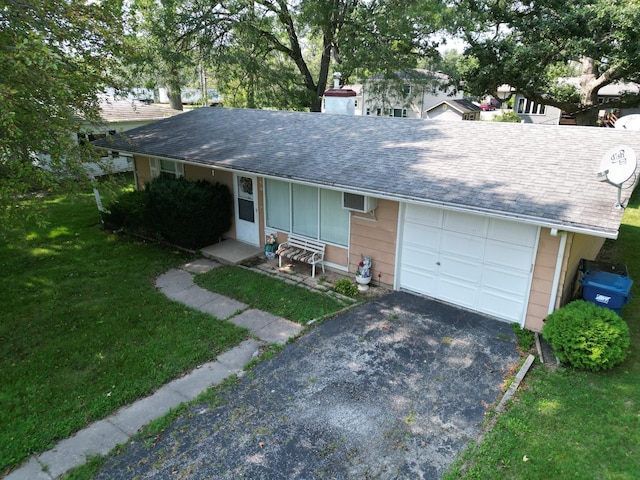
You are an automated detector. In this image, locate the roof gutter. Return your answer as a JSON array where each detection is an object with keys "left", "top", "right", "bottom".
[{"left": 97, "top": 147, "right": 621, "bottom": 240}]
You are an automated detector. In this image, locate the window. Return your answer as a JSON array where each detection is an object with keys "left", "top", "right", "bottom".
[
  {"left": 265, "top": 179, "right": 350, "bottom": 246},
  {"left": 150, "top": 158, "right": 184, "bottom": 178},
  {"left": 403, "top": 84, "right": 412, "bottom": 95},
  {"left": 292, "top": 184, "right": 318, "bottom": 238},
  {"left": 391, "top": 108, "right": 407, "bottom": 118},
  {"left": 517, "top": 98, "right": 546, "bottom": 115},
  {"left": 265, "top": 179, "right": 290, "bottom": 230}
]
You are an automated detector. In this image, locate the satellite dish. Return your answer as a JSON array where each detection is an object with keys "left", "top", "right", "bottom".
[
  {"left": 598, "top": 145, "right": 637, "bottom": 185},
  {"left": 597, "top": 145, "right": 638, "bottom": 208},
  {"left": 615, "top": 114, "right": 640, "bottom": 131}
]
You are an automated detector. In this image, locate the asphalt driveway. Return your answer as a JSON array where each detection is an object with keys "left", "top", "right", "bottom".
[{"left": 95, "top": 291, "right": 520, "bottom": 479}]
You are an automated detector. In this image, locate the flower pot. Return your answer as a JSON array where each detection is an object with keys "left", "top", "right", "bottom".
[{"left": 355, "top": 274, "right": 371, "bottom": 291}]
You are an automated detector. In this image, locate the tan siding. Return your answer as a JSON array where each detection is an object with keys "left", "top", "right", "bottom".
[
  {"left": 134, "top": 155, "right": 152, "bottom": 189},
  {"left": 524, "top": 228, "right": 560, "bottom": 332},
  {"left": 349, "top": 199, "right": 399, "bottom": 287},
  {"left": 557, "top": 232, "right": 606, "bottom": 306}
]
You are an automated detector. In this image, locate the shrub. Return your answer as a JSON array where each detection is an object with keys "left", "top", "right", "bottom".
[
  {"left": 492, "top": 110, "right": 522, "bottom": 123},
  {"left": 102, "top": 189, "right": 148, "bottom": 231},
  {"left": 542, "top": 300, "right": 630, "bottom": 371},
  {"left": 511, "top": 323, "right": 535, "bottom": 351},
  {"left": 145, "top": 176, "right": 232, "bottom": 250},
  {"left": 333, "top": 278, "right": 359, "bottom": 297}
]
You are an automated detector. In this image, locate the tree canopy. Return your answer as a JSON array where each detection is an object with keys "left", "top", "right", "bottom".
[
  {"left": 192, "top": 0, "right": 446, "bottom": 111},
  {"left": 1, "top": 0, "right": 124, "bottom": 226},
  {"left": 446, "top": 0, "right": 640, "bottom": 125}
]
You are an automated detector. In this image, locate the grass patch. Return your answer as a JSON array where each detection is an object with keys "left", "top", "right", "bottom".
[
  {"left": 194, "top": 265, "right": 348, "bottom": 323},
  {"left": 444, "top": 189, "right": 640, "bottom": 479},
  {"left": 0, "top": 191, "right": 248, "bottom": 475}
]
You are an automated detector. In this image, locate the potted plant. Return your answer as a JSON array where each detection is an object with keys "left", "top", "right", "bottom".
[
  {"left": 264, "top": 232, "right": 278, "bottom": 260},
  {"left": 355, "top": 256, "right": 372, "bottom": 290}
]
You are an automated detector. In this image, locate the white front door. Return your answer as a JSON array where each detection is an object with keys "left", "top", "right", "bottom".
[
  {"left": 399, "top": 204, "right": 539, "bottom": 323},
  {"left": 234, "top": 174, "right": 259, "bottom": 245}
]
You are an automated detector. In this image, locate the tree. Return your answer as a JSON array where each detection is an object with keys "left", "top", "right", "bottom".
[
  {"left": 0, "top": 0, "right": 124, "bottom": 226},
  {"left": 446, "top": 0, "right": 640, "bottom": 125},
  {"left": 192, "top": 0, "right": 445, "bottom": 111},
  {"left": 123, "top": 0, "right": 203, "bottom": 110}
]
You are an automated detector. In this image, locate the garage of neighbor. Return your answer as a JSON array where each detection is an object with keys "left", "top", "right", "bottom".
[{"left": 398, "top": 204, "right": 539, "bottom": 323}]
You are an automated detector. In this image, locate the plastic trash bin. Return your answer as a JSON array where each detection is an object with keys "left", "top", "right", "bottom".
[
  {"left": 579, "top": 270, "right": 633, "bottom": 316},
  {"left": 578, "top": 259, "right": 628, "bottom": 276}
]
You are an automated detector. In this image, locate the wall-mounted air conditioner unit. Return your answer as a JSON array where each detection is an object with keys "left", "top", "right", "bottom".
[{"left": 342, "top": 192, "right": 378, "bottom": 213}]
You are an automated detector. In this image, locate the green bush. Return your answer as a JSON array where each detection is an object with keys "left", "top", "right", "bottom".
[
  {"left": 102, "top": 189, "right": 147, "bottom": 230},
  {"left": 333, "top": 278, "right": 359, "bottom": 297},
  {"left": 542, "top": 300, "right": 630, "bottom": 371},
  {"left": 145, "top": 176, "right": 232, "bottom": 250},
  {"left": 492, "top": 110, "right": 522, "bottom": 123},
  {"left": 511, "top": 323, "right": 535, "bottom": 351},
  {"left": 102, "top": 176, "right": 232, "bottom": 250}
]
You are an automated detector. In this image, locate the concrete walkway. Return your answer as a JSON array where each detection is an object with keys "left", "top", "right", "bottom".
[{"left": 6, "top": 259, "right": 303, "bottom": 480}]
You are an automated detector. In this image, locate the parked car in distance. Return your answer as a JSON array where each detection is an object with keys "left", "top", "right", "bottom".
[{"left": 480, "top": 103, "right": 496, "bottom": 111}]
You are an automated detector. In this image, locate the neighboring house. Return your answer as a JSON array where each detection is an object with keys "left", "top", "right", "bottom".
[
  {"left": 80, "top": 98, "right": 183, "bottom": 176},
  {"left": 361, "top": 69, "right": 458, "bottom": 119},
  {"left": 424, "top": 99, "right": 481, "bottom": 121},
  {"left": 514, "top": 80, "right": 640, "bottom": 126},
  {"left": 95, "top": 107, "right": 640, "bottom": 333}
]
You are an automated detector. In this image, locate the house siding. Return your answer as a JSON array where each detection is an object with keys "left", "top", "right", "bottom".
[
  {"left": 133, "top": 155, "right": 152, "bottom": 188},
  {"left": 349, "top": 199, "right": 399, "bottom": 287},
  {"left": 557, "top": 232, "right": 606, "bottom": 306},
  {"left": 525, "top": 228, "right": 560, "bottom": 332},
  {"left": 426, "top": 106, "right": 462, "bottom": 121}
]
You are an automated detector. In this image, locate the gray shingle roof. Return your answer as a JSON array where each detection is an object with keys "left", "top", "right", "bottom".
[
  {"left": 99, "top": 99, "right": 182, "bottom": 123},
  {"left": 426, "top": 99, "right": 481, "bottom": 114},
  {"left": 96, "top": 107, "right": 640, "bottom": 238}
]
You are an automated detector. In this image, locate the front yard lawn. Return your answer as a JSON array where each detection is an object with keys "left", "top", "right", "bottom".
[
  {"left": 444, "top": 190, "right": 640, "bottom": 479},
  {"left": 0, "top": 192, "right": 248, "bottom": 476},
  {"left": 194, "top": 265, "right": 349, "bottom": 324}
]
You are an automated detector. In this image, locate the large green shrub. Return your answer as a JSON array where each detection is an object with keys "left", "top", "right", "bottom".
[
  {"left": 542, "top": 300, "right": 630, "bottom": 371},
  {"left": 145, "top": 176, "right": 232, "bottom": 249},
  {"left": 102, "top": 189, "right": 147, "bottom": 231},
  {"left": 103, "top": 176, "right": 232, "bottom": 250}
]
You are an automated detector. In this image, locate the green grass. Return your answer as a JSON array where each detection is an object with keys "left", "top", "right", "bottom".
[
  {"left": 444, "top": 189, "right": 640, "bottom": 480},
  {"left": 0, "top": 191, "right": 248, "bottom": 476},
  {"left": 194, "top": 266, "right": 349, "bottom": 323}
]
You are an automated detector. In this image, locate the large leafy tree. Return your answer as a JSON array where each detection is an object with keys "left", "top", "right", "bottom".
[
  {"left": 0, "top": 0, "right": 124, "bottom": 226},
  {"left": 447, "top": 0, "right": 640, "bottom": 125},
  {"left": 124, "top": 0, "right": 200, "bottom": 110},
  {"left": 192, "top": 0, "right": 445, "bottom": 111}
]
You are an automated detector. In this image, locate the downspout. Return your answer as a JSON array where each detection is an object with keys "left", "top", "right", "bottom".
[{"left": 548, "top": 229, "right": 568, "bottom": 315}]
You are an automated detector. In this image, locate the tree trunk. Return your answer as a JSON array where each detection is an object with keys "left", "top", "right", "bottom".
[
  {"left": 575, "top": 57, "right": 600, "bottom": 126},
  {"left": 166, "top": 67, "right": 183, "bottom": 111}
]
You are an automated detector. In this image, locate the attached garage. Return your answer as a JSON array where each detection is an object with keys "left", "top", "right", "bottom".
[{"left": 398, "top": 204, "right": 539, "bottom": 324}]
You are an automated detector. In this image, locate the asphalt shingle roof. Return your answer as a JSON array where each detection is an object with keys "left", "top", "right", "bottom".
[
  {"left": 99, "top": 99, "right": 182, "bottom": 123},
  {"left": 427, "top": 99, "right": 480, "bottom": 114},
  {"left": 96, "top": 107, "right": 640, "bottom": 238}
]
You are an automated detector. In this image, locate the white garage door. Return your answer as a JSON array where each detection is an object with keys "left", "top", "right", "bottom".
[{"left": 399, "top": 204, "right": 539, "bottom": 323}]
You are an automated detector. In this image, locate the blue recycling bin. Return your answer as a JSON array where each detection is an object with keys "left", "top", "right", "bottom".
[{"left": 580, "top": 270, "right": 633, "bottom": 316}]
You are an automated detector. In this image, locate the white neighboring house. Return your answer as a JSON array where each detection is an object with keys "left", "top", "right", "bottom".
[
  {"left": 79, "top": 98, "right": 183, "bottom": 176},
  {"left": 361, "top": 69, "right": 459, "bottom": 119}
]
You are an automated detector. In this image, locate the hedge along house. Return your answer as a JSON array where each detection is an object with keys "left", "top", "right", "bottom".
[{"left": 95, "top": 107, "right": 640, "bottom": 332}]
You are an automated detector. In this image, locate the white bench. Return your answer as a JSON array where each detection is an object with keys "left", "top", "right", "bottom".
[{"left": 276, "top": 235, "right": 326, "bottom": 278}]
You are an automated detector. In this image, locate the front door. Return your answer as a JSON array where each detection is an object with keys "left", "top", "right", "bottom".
[{"left": 234, "top": 174, "right": 259, "bottom": 245}]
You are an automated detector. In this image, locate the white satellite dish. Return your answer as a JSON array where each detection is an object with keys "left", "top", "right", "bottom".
[
  {"left": 597, "top": 145, "right": 638, "bottom": 208},
  {"left": 615, "top": 114, "right": 640, "bottom": 131}
]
